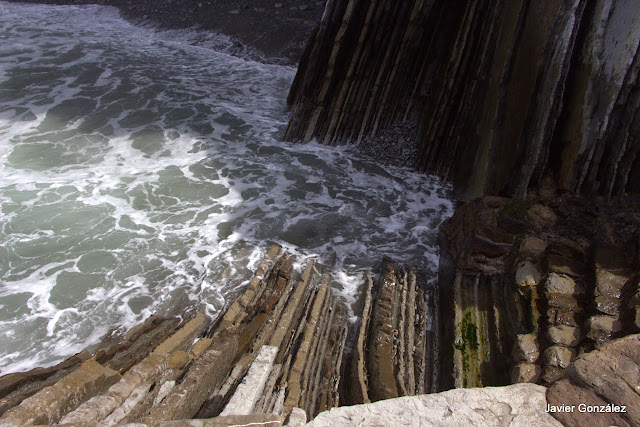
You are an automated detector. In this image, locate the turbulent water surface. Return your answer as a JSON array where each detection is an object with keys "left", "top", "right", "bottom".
[{"left": 0, "top": 1, "right": 454, "bottom": 374}]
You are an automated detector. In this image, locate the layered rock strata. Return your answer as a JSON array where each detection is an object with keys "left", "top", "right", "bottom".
[
  {"left": 285, "top": 0, "right": 640, "bottom": 198},
  {"left": 0, "top": 245, "right": 349, "bottom": 425},
  {"left": 437, "top": 194, "right": 640, "bottom": 390},
  {"left": 344, "top": 260, "right": 438, "bottom": 405},
  {"left": 1, "top": 229, "right": 638, "bottom": 425},
  {"left": 311, "top": 333, "right": 640, "bottom": 427}
]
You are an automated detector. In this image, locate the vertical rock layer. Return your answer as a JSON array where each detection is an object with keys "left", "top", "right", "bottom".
[
  {"left": 342, "top": 260, "right": 440, "bottom": 403},
  {"left": 437, "top": 194, "right": 640, "bottom": 391},
  {"left": 285, "top": 0, "right": 640, "bottom": 198}
]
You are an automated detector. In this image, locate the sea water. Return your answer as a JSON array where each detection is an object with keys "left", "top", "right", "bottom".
[{"left": 0, "top": 1, "right": 454, "bottom": 374}]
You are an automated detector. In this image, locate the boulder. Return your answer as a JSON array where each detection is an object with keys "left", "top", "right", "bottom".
[
  {"left": 546, "top": 379, "right": 631, "bottom": 427},
  {"left": 586, "top": 315, "right": 623, "bottom": 344},
  {"left": 306, "top": 384, "right": 561, "bottom": 426},
  {"left": 542, "top": 366, "right": 565, "bottom": 384},
  {"left": 569, "top": 334, "right": 640, "bottom": 425},
  {"left": 511, "top": 334, "right": 540, "bottom": 363},
  {"left": 528, "top": 204, "right": 558, "bottom": 228},
  {"left": 546, "top": 293, "right": 580, "bottom": 310},
  {"left": 594, "top": 296, "right": 621, "bottom": 317},
  {"left": 595, "top": 269, "right": 628, "bottom": 299},
  {"left": 543, "top": 346, "right": 575, "bottom": 369},
  {"left": 510, "top": 364, "right": 541, "bottom": 384},
  {"left": 547, "top": 325, "right": 581, "bottom": 347},
  {"left": 545, "top": 274, "right": 581, "bottom": 295},
  {"left": 520, "top": 237, "right": 548, "bottom": 259},
  {"left": 546, "top": 306, "right": 580, "bottom": 328},
  {"left": 546, "top": 255, "right": 586, "bottom": 278}
]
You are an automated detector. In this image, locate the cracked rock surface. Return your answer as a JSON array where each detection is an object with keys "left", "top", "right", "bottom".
[{"left": 306, "top": 383, "right": 561, "bottom": 427}]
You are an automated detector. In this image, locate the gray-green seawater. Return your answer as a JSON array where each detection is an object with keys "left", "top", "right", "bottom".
[{"left": 0, "top": 1, "right": 454, "bottom": 374}]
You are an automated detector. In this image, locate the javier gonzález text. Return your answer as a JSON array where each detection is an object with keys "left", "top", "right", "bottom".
[{"left": 546, "top": 403, "right": 627, "bottom": 413}]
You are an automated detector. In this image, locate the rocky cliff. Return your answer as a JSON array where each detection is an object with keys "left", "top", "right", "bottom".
[
  {"left": 284, "top": 2, "right": 640, "bottom": 421},
  {"left": 437, "top": 194, "right": 640, "bottom": 391},
  {"left": 284, "top": 0, "right": 640, "bottom": 198}
]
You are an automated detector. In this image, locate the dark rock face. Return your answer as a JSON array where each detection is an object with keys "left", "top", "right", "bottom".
[
  {"left": 546, "top": 334, "right": 640, "bottom": 427},
  {"left": 546, "top": 378, "right": 631, "bottom": 427},
  {"left": 285, "top": 0, "right": 640, "bottom": 198},
  {"left": 437, "top": 194, "right": 640, "bottom": 389}
]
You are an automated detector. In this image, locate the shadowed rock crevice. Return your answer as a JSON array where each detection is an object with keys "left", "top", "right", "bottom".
[{"left": 341, "top": 259, "right": 439, "bottom": 405}]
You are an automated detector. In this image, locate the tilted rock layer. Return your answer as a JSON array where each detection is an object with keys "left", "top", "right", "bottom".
[
  {"left": 0, "top": 246, "right": 349, "bottom": 425},
  {"left": 343, "top": 260, "right": 440, "bottom": 405},
  {"left": 285, "top": 0, "right": 640, "bottom": 198}
]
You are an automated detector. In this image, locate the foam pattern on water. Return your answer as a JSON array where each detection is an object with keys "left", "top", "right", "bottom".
[{"left": 0, "top": 1, "right": 454, "bottom": 374}]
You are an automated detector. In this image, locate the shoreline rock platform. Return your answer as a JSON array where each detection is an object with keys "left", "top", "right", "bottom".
[
  {"left": 1, "top": 227, "right": 638, "bottom": 426},
  {"left": 0, "top": 246, "right": 450, "bottom": 426},
  {"left": 0, "top": 245, "right": 349, "bottom": 425},
  {"left": 1, "top": 0, "right": 640, "bottom": 425}
]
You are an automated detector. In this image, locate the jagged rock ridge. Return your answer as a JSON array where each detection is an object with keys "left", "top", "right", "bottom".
[
  {"left": 0, "top": 246, "right": 350, "bottom": 425},
  {"left": 344, "top": 260, "right": 440, "bottom": 405},
  {"left": 285, "top": 0, "right": 640, "bottom": 198}
]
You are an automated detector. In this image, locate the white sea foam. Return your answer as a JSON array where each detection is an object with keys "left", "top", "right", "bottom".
[{"left": 0, "top": 0, "right": 454, "bottom": 374}]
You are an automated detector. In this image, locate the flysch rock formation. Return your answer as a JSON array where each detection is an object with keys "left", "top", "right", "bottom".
[
  {"left": 437, "top": 194, "right": 640, "bottom": 392},
  {"left": 282, "top": 1, "right": 640, "bottom": 425},
  {"left": 3, "top": 0, "right": 639, "bottom": 426},
  {"left": 0, "top": 250, "right": 442, "bottom": 426},
  {"left": 0, "top": 245, "right": 350, "bottom": 426},
  {"left": 0, "top": 235, "right": 638, "bottom": 426},
  {"left": 343, "top": 259, "right": 440, "bottom": 405},
  {"left": 436, "top": 193, "right": 640, "bottom": 426},
  {"left": 308, "top": 334, "right": 640, "bottom": 427},
  {"left": 284, "top": 0, "right": 640, "bottom": 199}
]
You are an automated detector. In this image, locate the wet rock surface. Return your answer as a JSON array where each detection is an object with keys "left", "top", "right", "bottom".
[
  {"left": 1, "top": 201, "right": 638, "bottom": 425},
  {"left": 343, "top": 259, "right": 438, "bottom": 405},
  {"left": 438, "top": 194, "right": 640, "bottom": 390},
  {"left": 0, "top": 246, "right": 350, "bottom": 425}
]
